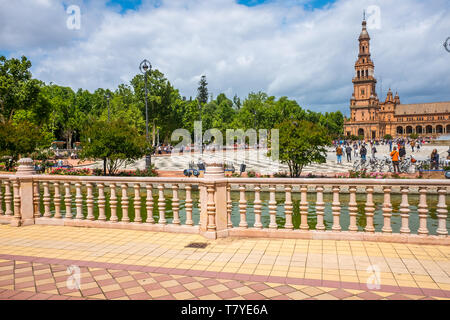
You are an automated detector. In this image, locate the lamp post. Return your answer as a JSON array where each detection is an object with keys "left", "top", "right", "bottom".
[{"left": 140, "top": 59, "right": 152, "bottom": 169}]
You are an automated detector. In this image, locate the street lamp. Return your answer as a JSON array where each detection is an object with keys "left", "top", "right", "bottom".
[{"left": 140, "top": 59, "right": 152, "bottom": 169}]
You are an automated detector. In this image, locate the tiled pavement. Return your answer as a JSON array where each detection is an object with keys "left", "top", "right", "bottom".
[{"left": 0, "top": 225, "right": 449, "bottom": 300}]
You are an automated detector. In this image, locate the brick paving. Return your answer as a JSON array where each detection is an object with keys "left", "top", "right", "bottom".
[{"left": 0, "top": 225, "right": 449, "bottom": 300}]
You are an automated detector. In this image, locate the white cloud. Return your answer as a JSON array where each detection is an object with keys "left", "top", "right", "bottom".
[{"left": 1, "top": 0, "right": 450, "bottom": 115}]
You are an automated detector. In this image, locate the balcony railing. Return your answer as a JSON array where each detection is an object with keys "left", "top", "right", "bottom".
[{"left": 0, "top": 159, "right": 448, "bottom": 244}]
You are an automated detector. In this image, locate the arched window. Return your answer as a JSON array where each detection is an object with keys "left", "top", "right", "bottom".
[
  {"left": 416, "top": 126, "right": 423, "bottom": 134},
  {"left": 436, "top": 125, "right": 443, "bottom": 134},
  {"left": 397, "top": 126, "right": 404, "bottom": 135},
  {"left": 358, "top": 128, "right": 364, "bottom": 137},
  {"left": 426, "top": 125, "right": 433, "bottom": 134}
]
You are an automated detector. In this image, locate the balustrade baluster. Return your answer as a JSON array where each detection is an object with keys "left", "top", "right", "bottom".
[
  {"left": 207, "top": 184, "right": 216, "bottom": 231},
  {"left": 53, "top": 182, "right": 62, "bottom": 219},
  {"left": 332, "top": 186, "right": 341, "bottom": 231},
  {"left": 284, "top": 186, "right": 294, "bottom": 230},
  {"left": 145, "top": 184, "right": 154, "bottom": 224},
  {"left": 0, "top": 181, "right": 4, "bottom": 215},
  {"left": 98, "top": 183, "right": 106, "bottom": 221},
  {"left": 399, "top": 186, "right": 410, "bottom": 234},
  {"left": 436, "top": 187, "right": 448, "bottom": 237},
  {"left": 12, "top": 179, "right": 20, "bottom": 224},
  {"left": 185, "top": 185, "right": 193, "bottom": 226},
  {"left": 75, "top": 182, "right": 84, "bottom": 220},
  {"left": 43, "top": 181, "right": 51, "bottom": 218},
  {"left": 158, "top": 184, "right": 166, "bottom": 224},
  {"left": 238, "top": 185, "right": 248, "bottom": 228},
  {"left": 134, "top": 184, "right": 142, "bottom": 223},
  {"left": 253, "top": 185, "right": 262, "bottom": 229},
  {"left": 34, "top": 181, "right": 41, "bottom": 218},
  {"left": 227, "top": 185, "right": 233, "bottom": 228},
  {"left": 4, "top": 180, "right": 12, "bottom": 216},
  {"left": 109, "top": 183, "right": 118, "bottom": 222},
  {"left": 417, "top": 187, "right": 428, "bottom": 235},
  {"left": 121, "top": 183, "right": 130, "bottom": 223},
  {"left": 315, "top": 186, "right": 325, "bottom": 231},
  {"left": 172, "top": 184, "right": 180, "bottom": 225},
  {"left": 381, "top": 186, "right": 392, "bottom": 233},
  {"left": 299, "top": 185, "right": 309, "bottom": 230},
  {"left": 364, "top": 186, "right": 375, "bottom": 233},
  {"left": 348, "top": 186, "right": 358, "bottom": 232},
  {"left": 86, "top": 183, "right": 95, "bottom": 220},
  {"left": 268, "top": 185, "right": 277, "bottom": 229},
  {"left": 64, "top": 182, "right": 72, "bottom": 219}
]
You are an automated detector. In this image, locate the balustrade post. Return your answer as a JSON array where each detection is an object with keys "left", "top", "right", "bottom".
[
  {"left": 268, "top": 185, "right": 277, "bottom": 229},
  {"left": 172, "top": 184, "right": 180, "bottom": 225},
  {"left": 399, "top": 186, "right": 410, "bottom": 234},
  {"left": 436, "top": 187, "right": 448, "bottom": 237},
  {"left": 11, "top": 179, "right": 21, "bottom": 226},
  {"left": 227, "top": 185, "right": 233, "bottom": 228},
  {"left": 75, "top": 182, "right": 84, "bottom": 220},
  {"left": 364, "top": 186, "right": 375, "bottom": 233},
  {"left": 53, "top": 182, "right": 62, "bottom": 219},
  {"left": 184, "top": 185, "right": 193, "bottom": 226},
  {"left": 299, "top": 185, "right": 309, "bottom": 230},
  {"left": 98, "top": 183, "right": 106, "bottom": 221},
  {"left": 145, "top": 184, "right": 154, "bottom": 224},
  {"left": 0, "top": 181, "right": 3, "bottom": 216},
  {"left": 253, "top": 185, "right": 263, "bottom": 229},
  {"left": 16, "top": 158, "right": 36, "bottom": 225},
  {"left": 315, "top": 186, "right": 325, "bottom": 231},
  {"left": 158, "top": 184, "right": 166, "bottom": 224},
  {"left": 109, "top": 183, "right": 118, "bottom": 222},
  {"left": 382, "top": 186, "right": 392, "bottom": 233},
  {"left": 133, "top": 184, "right": 142, "bottom": 223},
  {"left": 284, "top": 185, "right": 294, "bottom": 230},
  {"left": 238, "top": 185, "right": 248, "bottom": 228},
  {"left": 121, "top": 183, "right": 130, "bottom": 223},
  {"left": 417, "top": 187, "right": 428, "bottom": 235},
  {"left": 43, "top": 181, "right": 51, "bottom": 218},
  {"left": 332, "top": 186, "right": 341, "bottom": 231},
  {"left": 86, "top": 183, "right": 95, "bottom": 221}
]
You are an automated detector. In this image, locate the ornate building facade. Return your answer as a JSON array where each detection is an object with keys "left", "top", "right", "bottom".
[{"left": 344, "top": 19, "right": 450, "bottom": 139}]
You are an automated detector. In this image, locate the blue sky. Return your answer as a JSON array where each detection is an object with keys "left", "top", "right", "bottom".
[{"left": 1, "top": 0, "right": 449, "bottom": 115}]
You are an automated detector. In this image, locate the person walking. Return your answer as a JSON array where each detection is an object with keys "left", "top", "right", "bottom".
[
  {"left": 345, "top": 145, "right": 352, "bottom": 162},
  {"left": 410, "top": 140, "right": 416, "bottom": 152},
  {"left": 371, "top": 145, "right": 377, "bottom": 159},
  {"left": 390, "top": 147, "right": 400, "bottom": 173},
  {"left": 399, "top": 144, "right": 406, "bottom": 162},
  {"left": 336, "top": 145, "right": 343, "bottom": 164},
  {"left": 430, "top": 149, "right": 440, "bottom": 170},
  {"left": 353, "top": 142, "right": 359, "bottom": 158},
  {"left": 360, "top": 144, "right": 367, "bottom": 161},
  {"left": 389, "top": 140, "right": 393, "bottom": 152}
]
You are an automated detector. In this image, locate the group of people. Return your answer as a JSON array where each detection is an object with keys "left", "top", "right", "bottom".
[{"left": 335, "top": 142, "right": 376, "bottom": 164}]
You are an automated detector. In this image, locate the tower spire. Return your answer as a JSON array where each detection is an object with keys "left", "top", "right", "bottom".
[{"left": 363, "top": 10, "right": 366, "bottom": 21}]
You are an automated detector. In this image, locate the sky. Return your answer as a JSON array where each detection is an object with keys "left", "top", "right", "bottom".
[{"left": 0, "top": 0, "right": 449, "bottom": 116}]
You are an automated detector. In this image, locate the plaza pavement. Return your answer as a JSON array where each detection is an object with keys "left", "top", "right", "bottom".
[
  {"left": 0, "top": 225, "right": 449, "bottom": 300},
  {"left": 78, "top": 144, "right": 449, "bottom": 175}
]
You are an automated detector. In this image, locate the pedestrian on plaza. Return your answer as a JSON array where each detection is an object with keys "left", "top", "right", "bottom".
[
  {"left": 360, "top": 144, "right": 367, "bottom": 161},
  {"left": 430, "top": 149, "right": 440, "bottom": 170},
  {"left": 389, "top": 140, "right": 393, "bottom": 152},
  {"left": 390, "top": 147, "right": 400, "bottom": 173},
  {"left": 336, "top": 144, "right": 343, "bottom": 164},
  {"left": 345, "top": 145, "right": 352, "bottom": 162},
  {"left": 371, "top": 145, "right": 377, "bottom": 159},
  {"left": 399, "top": 144, "right": 406, "bottom": 162},
  {"left": 353, "top": 143, "right": 358, "bottom": 158}
]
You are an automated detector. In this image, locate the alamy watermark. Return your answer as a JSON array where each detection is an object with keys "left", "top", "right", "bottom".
[
  {"left": 66, "top": 5, "right": 81, "bottom": 30},
  {"left": 366, "top": 5, "right": 381, "bottom": 30},
  {"left": 366, "top": 264, "right": 381, "bottom": 290},
  {"left": 66, "top": 265, "right": 81, "bottom": 290},
  {"left": 444, "top": 37, "right": 450, "bottom": 53}
]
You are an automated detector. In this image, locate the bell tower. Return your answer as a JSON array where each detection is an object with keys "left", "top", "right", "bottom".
[{"left": 350, "top": 16, "right": 379, "bottom": 124}]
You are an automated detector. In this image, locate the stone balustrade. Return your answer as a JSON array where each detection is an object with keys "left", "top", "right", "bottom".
[{"left": 0, "top": 160, "right": 448, "bottom": 244}]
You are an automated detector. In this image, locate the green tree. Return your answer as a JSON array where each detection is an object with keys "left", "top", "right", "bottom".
[
  {"left": 0, "top": 120, "right": 50, "bottom": 169},
  {"left": 271, "top": 120, "right": 331, "bottom": 177},
  {"left": 80, "top": 119, "right": 147, "bottom": 175},
  {"left": 197, "top": 75, "right": 209, "bottom": 104},
  {"left": 384, "top": 134, "right": 393, "bottom": 140}
]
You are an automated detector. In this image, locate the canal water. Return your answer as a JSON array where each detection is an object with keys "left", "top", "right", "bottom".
[{"left": 33, "top": 187, "right": 450, "bottom": 236}]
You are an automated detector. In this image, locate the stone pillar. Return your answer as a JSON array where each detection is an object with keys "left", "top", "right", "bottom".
[
  {"left": 16, "top": 158, "right": 36, "bottom": 226},
  {"left": 200, "top": 163, "right": 228, "bottom": 239}
]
